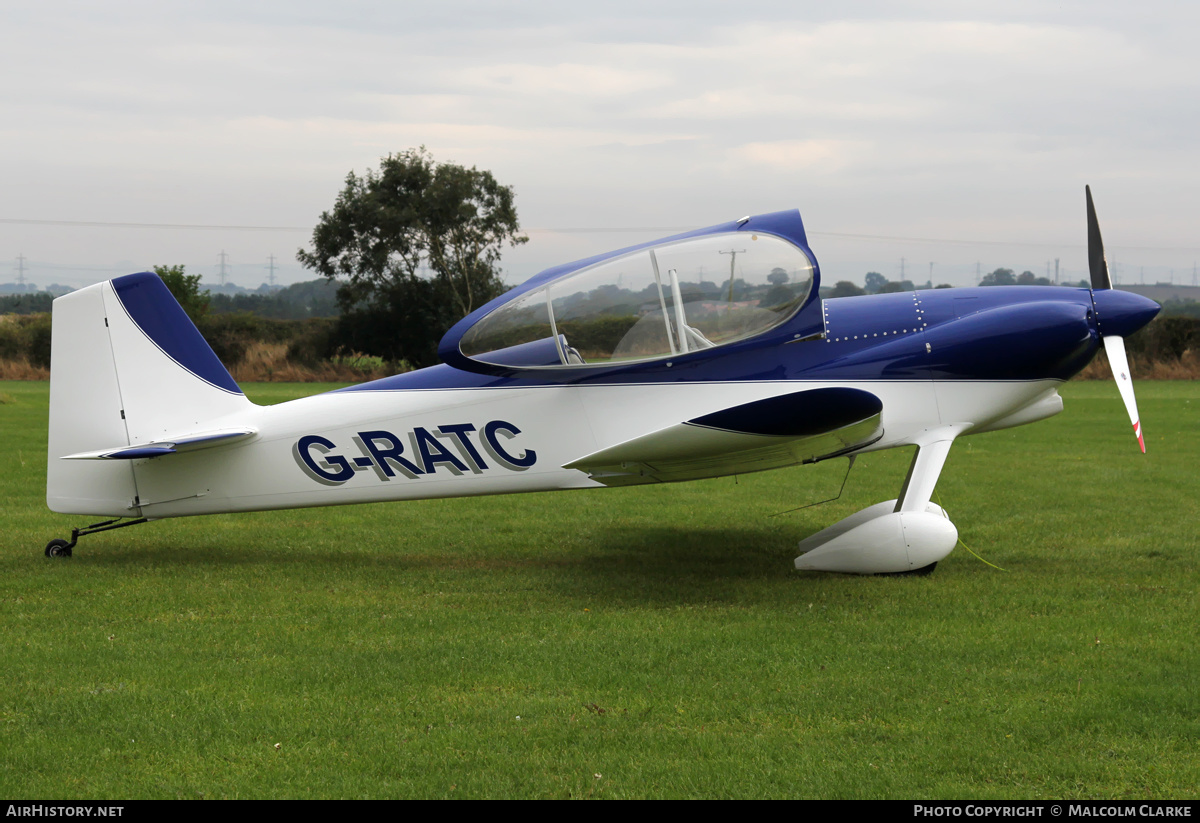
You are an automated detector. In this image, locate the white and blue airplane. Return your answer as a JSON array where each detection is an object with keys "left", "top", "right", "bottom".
[{"left": 44, "top": 187, "right": 1159, "bottom": 574}]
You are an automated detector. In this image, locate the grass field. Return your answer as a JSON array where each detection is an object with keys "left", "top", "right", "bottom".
[{"left": 1, "top": 380, "right": 1196, "bottom": 799}]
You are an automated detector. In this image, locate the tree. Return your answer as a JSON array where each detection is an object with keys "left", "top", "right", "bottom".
[
  {"left": 207, "top": 280, "right": 340, "bottom": 319},
  {"left": 0, "top": 293, "right": 54, "bottom": 315},
  {"left": 979, "top": 268, "right": 1016, "bottom": 287},
  {"left": 1014, "top": 271, "right": 1053, "bottom": 286},
  {"left": 153, "top": 264, "right": 209, "bottom": 323},
  {"left": 864, "top": 271, "right": 887, "bottom": 294},
  {"left": 297, "top": 147, "right": 528, "bottom": 367},
  {"left": 829, "top": 281, "right": 866, "bottom": 298}
]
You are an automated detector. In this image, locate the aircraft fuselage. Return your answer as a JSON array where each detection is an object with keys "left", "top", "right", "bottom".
[{"left": 122, "top": 284, "right": 1154, "bottom": 520}]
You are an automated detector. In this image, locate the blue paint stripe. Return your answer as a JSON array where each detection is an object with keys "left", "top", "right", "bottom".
[
  {"left": 337, "top": 286, "right": 1154, "bottom": 394},
  {"left": 688, "top": 387, "right": 882, "bottom": 436},
  {"left": 103, "top": 446, "right": 176, "bottom": 459},
  {"left": 111, "top": 273, "right": 242, "bottom": 395}
]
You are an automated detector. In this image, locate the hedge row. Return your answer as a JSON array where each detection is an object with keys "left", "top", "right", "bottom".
[
  {"left": 0, "top": 314, "right": 52, "bottom": 367},
  {"left": 3, "top": 312, "right": 1199, "bottom": 374},
  {"left": 0, "top": 313, "right": 338, "bottom": 371}
]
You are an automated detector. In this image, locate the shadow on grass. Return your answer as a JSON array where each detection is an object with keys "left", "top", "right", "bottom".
[{"left": 55, "top": 520, "right": 851, "bottom": 607}]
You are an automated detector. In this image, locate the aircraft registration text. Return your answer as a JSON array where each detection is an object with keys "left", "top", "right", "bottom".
[{"left": 293, "top": 421, "right": 537, "bottom": 485}]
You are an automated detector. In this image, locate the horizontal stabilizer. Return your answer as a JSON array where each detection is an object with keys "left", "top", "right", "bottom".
[
  {"left": 62, "top": 429, "right": 257, "bottom": 461},
  {"left": 565, "top": 387, "right": 883, "bottom": 486}
]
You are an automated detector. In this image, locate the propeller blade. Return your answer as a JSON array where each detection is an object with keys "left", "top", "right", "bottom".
[
  {"left": 1103, "top": 335, "right": 1145, "bottom": 453},
  {"left": 1086, "top": 185, "right": 1112, "bottom": 290}
]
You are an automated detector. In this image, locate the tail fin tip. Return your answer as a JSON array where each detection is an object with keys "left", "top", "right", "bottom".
[{"left": 110, "top": 272, "right": 241, "bottom": 395}]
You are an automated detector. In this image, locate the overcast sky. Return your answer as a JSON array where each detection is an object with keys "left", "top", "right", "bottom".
[{"left": 3, "top": 1, "right": 1199, "bottom": 291}]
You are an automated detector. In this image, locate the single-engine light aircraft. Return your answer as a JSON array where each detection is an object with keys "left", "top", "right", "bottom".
[{"left": 44, "top": 187, "right": 1159, "bottom": 574}]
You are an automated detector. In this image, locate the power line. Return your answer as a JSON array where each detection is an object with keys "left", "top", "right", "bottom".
[
  {"left": 807, "top": 229, "right": 1197, "bottom": 253},
  {"left": 5, "top": 260, "right": 132, "bottom": 272},
  {"left": 0, "top": 217, "right": 700, "bottom": 234},
  {"left": 6, "top": 215, "right": 1200, "bottom": 253},
  {"left": 0, "top": 217, "right": 309, "bottom": 232}
]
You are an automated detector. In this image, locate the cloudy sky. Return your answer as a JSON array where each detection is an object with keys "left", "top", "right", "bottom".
[{"left": 3, "top": 1, "right": 1198, "bottom": 291}]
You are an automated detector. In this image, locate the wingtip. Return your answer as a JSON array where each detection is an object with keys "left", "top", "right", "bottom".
[{"left": 1135, "top": 421, "right": 1145, "bottom": 454}]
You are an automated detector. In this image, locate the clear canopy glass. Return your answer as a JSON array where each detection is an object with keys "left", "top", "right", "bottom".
[{"left": 460, "top": 232, "right": 814, "bottom": 368}]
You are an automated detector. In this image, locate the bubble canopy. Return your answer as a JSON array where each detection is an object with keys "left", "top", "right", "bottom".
[{"left": 445, "top": 212, "right": 818, "bottom": 372}]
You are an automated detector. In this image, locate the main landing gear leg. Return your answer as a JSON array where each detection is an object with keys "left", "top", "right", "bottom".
[
  {"left": 794, "top": 426, "right": 967, "bottom": 575},
  {"left": 44, "top": 518, "right": 149, "bottom": 558}
]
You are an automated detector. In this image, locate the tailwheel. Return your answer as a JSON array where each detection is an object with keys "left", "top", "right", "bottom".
[
  {"left": 41, "top": 517, "right": 149, "bottom": 558},
  {"left": 45, "top": 539, "right": 73, "bottom": 558}
]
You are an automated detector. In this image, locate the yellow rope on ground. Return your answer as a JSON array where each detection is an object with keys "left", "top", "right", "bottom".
[{"left": 935, "top": 490, "right": 1007, "bottom": 571}]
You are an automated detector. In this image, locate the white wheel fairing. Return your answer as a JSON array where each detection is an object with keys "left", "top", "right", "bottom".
[{"left": 794, "top": 508, "right": 958, "bottom": 574}]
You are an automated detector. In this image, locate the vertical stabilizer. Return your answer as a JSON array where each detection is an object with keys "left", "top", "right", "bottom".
[{"left": 47, "top": 273, "right": 253, "bottom": 516}]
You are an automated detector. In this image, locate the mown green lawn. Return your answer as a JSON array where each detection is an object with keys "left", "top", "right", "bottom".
[{"left": 1, "top": 380, "right": 1196, "bottom": 799}]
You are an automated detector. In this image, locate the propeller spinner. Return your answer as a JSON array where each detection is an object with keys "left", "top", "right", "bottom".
[{"left": 1086, "top": 185, "right": 1154, "bottom": 453}]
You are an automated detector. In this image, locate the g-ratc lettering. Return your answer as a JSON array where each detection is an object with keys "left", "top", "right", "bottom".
[{"left": 293, "top": 421, "right": 536, "bottom": 486}]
